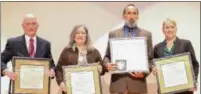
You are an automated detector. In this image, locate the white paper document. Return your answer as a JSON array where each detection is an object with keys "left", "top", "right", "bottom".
[
  {"left": 161, "top": 61, "right": 188, "bottom": 88},
  {"left": 20, "top": 65, "right": 44, "bottom": 89},
  {"left": 71, "top": 71, "right": 95, "bottom": 94},
  {"left": 110, "top": 38, "right": 149, "bottom": 72}
]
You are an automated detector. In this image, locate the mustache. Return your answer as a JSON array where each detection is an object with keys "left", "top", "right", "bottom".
[
  {"left": 129, "top": 19, "right": 135, "bottom": 22},
  {"left": 126, "top": 19, "right": 137, "bottom": 28},
  {"left": 128, "top": 19, "right": 135, "bottom": 23}
]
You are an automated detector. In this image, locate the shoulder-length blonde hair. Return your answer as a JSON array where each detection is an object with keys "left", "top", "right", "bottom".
[{"left": 67, "top": 24, "right": 94, "bottom": 50}]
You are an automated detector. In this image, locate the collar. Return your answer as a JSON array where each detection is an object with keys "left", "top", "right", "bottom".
[
  {"left": 25, "top": 34, "right": 36, "bottom": 42},
  {"left": 123, "top": 24, "right": 138, "bottom": 30},
  {"left": 163, "top": 37, "right": 177, "bottom": 45}
]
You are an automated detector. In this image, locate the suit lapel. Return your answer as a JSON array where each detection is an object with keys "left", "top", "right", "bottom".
[
  {"left": 158, "top": 43, "right": 165, "bottom": 57},
  {"left": 35, "top": 36, "right": 43, "bottom": 57},
  {"left": 135, "top": 27, "right": 141, "bottom": 37},
  {"left": 86, "top": 50, "right": 91, "bottom": 63},
  {"left": 117, "top": 28, "right": 124, "bottom": 38},
  {"left": 157, "top": 37, "right": 180, "bottom": 57},
  {"left": 73, "top": 48, "right": 79, "bottom": 65},
  {"left": 173, "top": 37, "right": 181, "bottom": 55},
  {"left": 19, "top": 35, "right": 29, "bottom": 56}
]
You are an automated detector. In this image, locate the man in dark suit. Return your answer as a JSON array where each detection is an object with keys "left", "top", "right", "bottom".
[
  {"left": 152, "top": 19, "right": 199, "bottom": 94},
  {"left": 1, "top": 14, "right": 55, "bottom": 79},
  {"left": 103, "top": 4, "right": 153, "bottom": 94}
]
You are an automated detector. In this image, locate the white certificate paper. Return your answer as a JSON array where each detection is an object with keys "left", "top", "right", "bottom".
[
  {"left": 20, "top": 65, "right": 44, "bottom": 89},
  {"left": 161, "top": 61, "right": 188, "bottom": 88},
  {"left": 110, "top": 37, "right": 149, "bottom": 72},
  {"left": 71, "top": 71, "right": 95, "bottom": 94}
]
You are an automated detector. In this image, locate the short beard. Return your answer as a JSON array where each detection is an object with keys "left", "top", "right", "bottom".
[{"left": 125, "top": 20, "right": 137, "bottom": 28}]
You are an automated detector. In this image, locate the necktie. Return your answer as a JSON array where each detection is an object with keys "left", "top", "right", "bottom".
[
  {"left": 128, "top": 28, "right": 133, "bottom": 38},
  {"left": 29, "top": 38, "right": 34, "bottom": 57}
]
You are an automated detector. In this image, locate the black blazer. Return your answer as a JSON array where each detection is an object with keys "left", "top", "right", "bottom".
[
  {"left": 154, "top": 37, "right": 199, "bottom": 82},
  {"left": 1, "top": 35, "right": 55, "bottom": 76}
]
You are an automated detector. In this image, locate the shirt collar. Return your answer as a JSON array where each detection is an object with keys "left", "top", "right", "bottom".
[
  {"left": 123, "top": 24, "right": 138, "bottom": 32},
  {"left": 163, "top": 38, "right": 177, "bottom": 45},
  {"left": 124, "top": 24, "right": 138, "bottom": 29},
  {"left": 25, "top": 35, "right": 36, "bottom": 42}
]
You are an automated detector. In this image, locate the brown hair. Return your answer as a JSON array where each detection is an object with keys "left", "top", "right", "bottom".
[{"left": 67, "top": 24, "right": 94, "bottom": 50}]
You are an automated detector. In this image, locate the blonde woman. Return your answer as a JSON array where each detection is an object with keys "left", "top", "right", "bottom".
[{"left": 152, "top": 19, "right": 199, "bottom": 94}]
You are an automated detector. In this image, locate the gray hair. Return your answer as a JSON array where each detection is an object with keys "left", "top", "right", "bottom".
[
  {"left": 123, "top": 4, "right": 139, "bottom": 15},
  {"left": 67, "top": 24, "right": 94, "bottom": 50}
]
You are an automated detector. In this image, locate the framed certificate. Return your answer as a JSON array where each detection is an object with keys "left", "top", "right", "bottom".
[
  {"left": 62, "top": 64, "right": 102, "bottom": 94},
  {"left": 153, "top": 52, "right": 196, "bottom": 94},
  {"left": 109, "top": 37, "right": 149, "bottom": 73},
  {"left": 12, "top": 56, "right": 51, "bottom": 94}
]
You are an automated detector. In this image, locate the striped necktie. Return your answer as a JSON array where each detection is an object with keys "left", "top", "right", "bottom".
[{"left": 128, "top": 28, "right": 133, "bottom": 38}]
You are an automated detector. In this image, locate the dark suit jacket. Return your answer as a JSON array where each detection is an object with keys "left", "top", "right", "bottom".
[
  {"left": 103, "top": 27, "right": 153, "bottom": 93},
  {"left": 154, "top": 37, "right": 199, "bottom": 82},
  {"left": 55, "top": 46, "right": 105, "bottom": 94},
  {"left": 1, "top": 35, "right": 55, "bottom": 76}
]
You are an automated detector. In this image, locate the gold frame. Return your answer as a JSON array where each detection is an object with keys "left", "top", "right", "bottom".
[
  {"left": 12, "top": 56, "right": 50, "bottom": 94},
  {"left": 154, "top": 52, "right": 196, "bottom": 94},
  {"left": 62, "top": 64, "right": 102, "bottom": 94}
]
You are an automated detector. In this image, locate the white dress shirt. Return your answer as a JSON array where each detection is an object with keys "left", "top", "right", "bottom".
[{"left": 25, "top": 35, "right": 37, "bottom": 56}]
